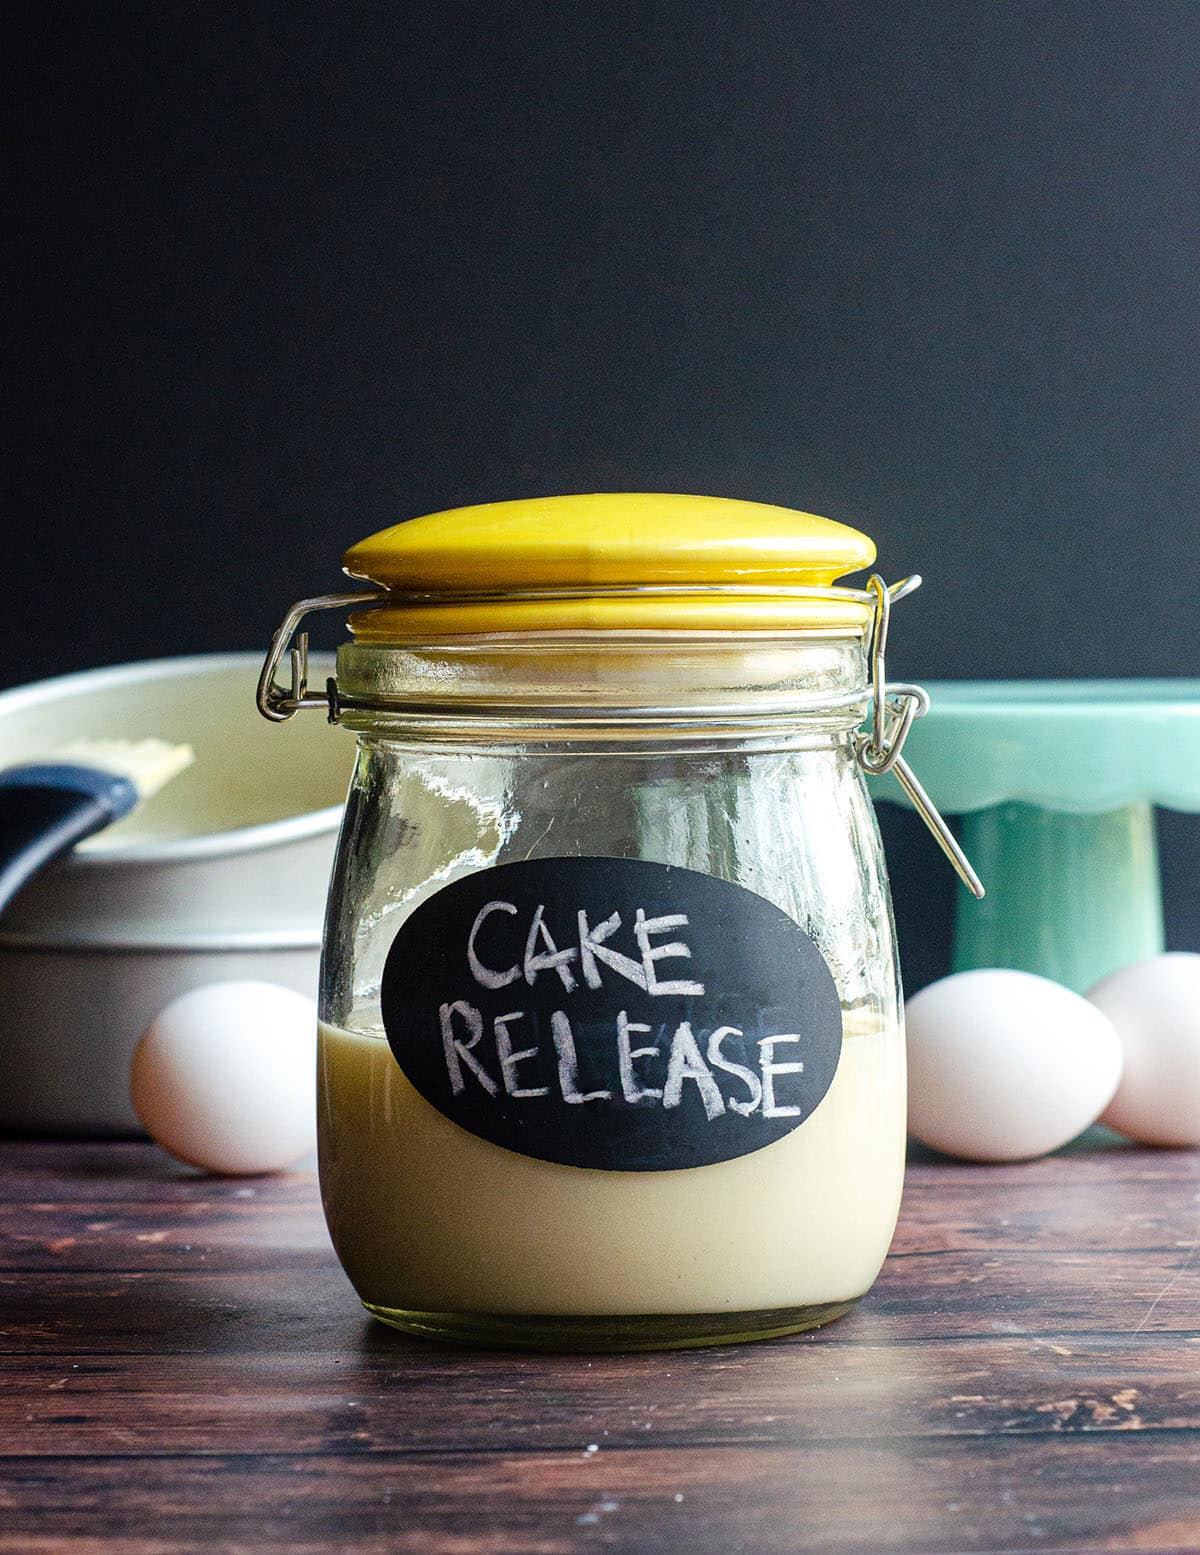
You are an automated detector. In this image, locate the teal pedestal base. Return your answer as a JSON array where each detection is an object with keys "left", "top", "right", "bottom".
[
  {"left": 866, "top": 680, "right": 1200, "bottom": 989},
  {"left": 953, "top": 802, "right": 1164, "bottom": 994}
]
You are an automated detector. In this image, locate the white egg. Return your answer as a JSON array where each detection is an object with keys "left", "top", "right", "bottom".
[
  {"left": 130, "top": 980, "right": 317, "bottom": 1175},
  {"left": 1087, "top": 953, "right": 1200, "bottom": 1146},
  {"left": 905, "top": 969, "right": 1123, "bottom": 1162}
]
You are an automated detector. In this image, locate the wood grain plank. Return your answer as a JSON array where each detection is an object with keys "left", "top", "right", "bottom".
[
  {"left": 0, "top": 1197, "right": 329, "bottom": 1272},
  {"left": 4, "top": 1242, "right": 1197, "bottom": 1358},
  {"left": 3, "top": 1188, "right": 1198, "bottom": 1270},
  {"left": 1, "top": 1438, "right": 1199, "bottom": 1555},
  {"left": 0, "top": 1144, "right": 317, "bottom": 1203},
  {"left": 1, "top": 1335, "right": 1199, "bottom": 1456}
]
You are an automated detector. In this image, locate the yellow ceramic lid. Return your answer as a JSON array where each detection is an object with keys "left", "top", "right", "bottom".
[{"left": 342, "top": 493, "right": 876, "bottom": 637}]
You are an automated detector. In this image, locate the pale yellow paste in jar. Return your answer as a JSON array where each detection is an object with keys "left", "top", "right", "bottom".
[{"left": 317, "top": 1011, "right": 905, "bottom": 1317}]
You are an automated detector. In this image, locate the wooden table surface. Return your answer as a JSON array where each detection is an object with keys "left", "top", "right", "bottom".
[{"left": 1, "top": 1139, "right": 1197, "bottom": 1555}]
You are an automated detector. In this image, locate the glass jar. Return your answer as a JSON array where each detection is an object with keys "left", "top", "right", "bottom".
[{"left": 258, "top": 494, "right": 979, "bottom": 1350}]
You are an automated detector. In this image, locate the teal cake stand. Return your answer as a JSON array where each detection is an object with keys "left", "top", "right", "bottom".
[{"left": 868, "top": 681, "right": 1200, "bottom": 993}]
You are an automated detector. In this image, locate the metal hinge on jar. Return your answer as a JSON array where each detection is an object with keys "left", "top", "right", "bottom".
[
  {"left": 855, "top": 574, "right": 984, "bottom": 898},
  {"left": 255, "top": 591, "right": 386, "bottom": 723}
]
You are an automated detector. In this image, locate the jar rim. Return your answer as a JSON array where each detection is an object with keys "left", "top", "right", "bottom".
[{"left": 330, "top": 632, "right": 871, "bottom": 738}]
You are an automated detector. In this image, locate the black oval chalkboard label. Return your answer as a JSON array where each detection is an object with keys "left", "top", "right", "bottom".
[{"left": 380, "top": 856, "right": 843, "bottom": 1172}]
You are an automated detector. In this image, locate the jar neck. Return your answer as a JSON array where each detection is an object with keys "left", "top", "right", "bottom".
[{"left": 333, "top": 632, "right": 870, "bottom": 747}]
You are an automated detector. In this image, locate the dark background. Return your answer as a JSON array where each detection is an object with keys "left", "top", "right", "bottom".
[{"left": 6, "top": 2, "right": 1199, "bottom": 989}]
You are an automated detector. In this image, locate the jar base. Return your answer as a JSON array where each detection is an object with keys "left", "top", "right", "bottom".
[{"left": 360, "top": 1297, "right": 859, "bottom": 1351}]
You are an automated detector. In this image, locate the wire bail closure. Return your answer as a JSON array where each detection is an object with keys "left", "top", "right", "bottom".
[
  {"left": 256, "top": 591, "right": 386, "bottom": 723},
  {"left": 256, "top": 576, "right": 984, "bottom": 899},
  {"left": 856, "top": 575, "right": 984, "bottom": 898}
]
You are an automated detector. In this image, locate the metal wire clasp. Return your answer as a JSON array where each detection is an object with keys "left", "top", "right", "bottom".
[
  {"left": 857, "top": 575, "right": 985, "bottom": 899},
  {"left": 256, "top": 591, "right": 386, "bottom": 723}
]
